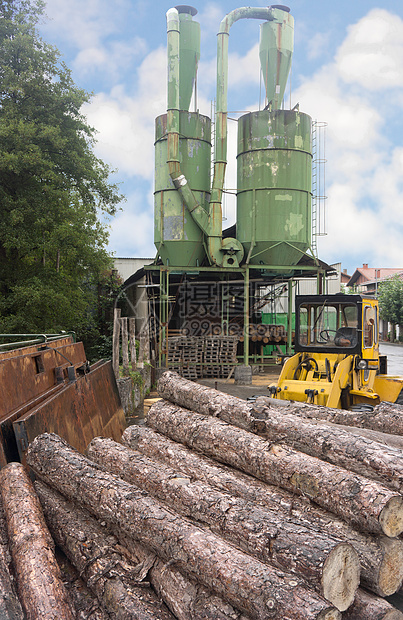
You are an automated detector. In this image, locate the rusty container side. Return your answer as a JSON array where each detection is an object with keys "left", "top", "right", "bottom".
[
  {"left": 13, "top": 360, "right": 126, "bottom": 465},
  {"left": 0, "top": 341, "right": 86, "bottom": 418}
]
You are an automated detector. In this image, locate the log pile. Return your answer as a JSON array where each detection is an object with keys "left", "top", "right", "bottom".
[{"left": 1, "top": 369, "right": 403, "bottom": 618}]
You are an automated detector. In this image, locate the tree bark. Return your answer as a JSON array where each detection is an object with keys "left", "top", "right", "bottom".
[
  {"left": 158, "top": 370, "right": 403, "bottom": 437},
  {"left": 0, "top": 496, "right": 24, "bottom": 620},
  {"left": 87, "top": 436, "right": 360, "bottom": 611},
  {"left": 56, "top": 549, "right": 110, "bottom": 620},
  {"left": 150, "top": 558, "right": 251, "bottom": 620},
  {"left": 158, "top": 370, "right": 255, "bottom": 430},
  {"left": 157, "top": 372, "right": 403, "bottom": 493},
  {"left": 122, "top": 425, "right": 403, "bottom": 597},
  {"left": 259, "top": 412, "right": 403, "bottom": 451},
  {"left": 35, "top": 480, "right": 175, "bottom": 620},
  {"left": 0, "top": 462, "right": 75, "bottom": 620},
  {"left": 26, "top": 433, "right": 341, "bottom": 620},
  {"left": 273, "top": 399, "right": 403, "bottom": 437},
  {"left": 248, "top": 398, "right": 403, "bottom": 494},
  {"left": 146, "top": 399, "right": 403, "bottom": 538},
  {"left": 116, "top": 534, "right": 251, "bottom": 620},
  {"left": 342, "top": 588, "right": 403, "bottom": 620}
]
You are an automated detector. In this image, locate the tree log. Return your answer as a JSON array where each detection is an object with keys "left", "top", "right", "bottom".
[
  {"left": 248, "top": 398, "right": 403, "bottom": 494},
  {"left": 255, "top": 404, "right": 403, "bottom": 451},
  {"left": 158, "top": 371, "right": 403, "bottom": 494},
  {"left": 122, "top": 425, "right": 403, "bottom": 597},
  {"left": 35, "top": 480, "right": 175, "bottom": 620},
  {"left": 0, "top": 496, "right": 24, "bottom": 620},
  {"left": 116, "top": 534, "right": 251, "bottom": 620},
  {"left": 58, "top": 503, "right": 251, "bottom": 620},
  {"left": 146, "top": 399, "right": 403, "bottom": 538},
  {"left": 150, "top": 558, "right": 251, "bottom": 620},
  {"left": 0, "top": 462, "right": 75, "bottom": 620},
  {"left": 343, "top": 588, "right": 403, "bottom": 620},
  {"left": 272, "top": 400, "right": 403, "bottom": 437},
  {"left": 27, "top": 433, "right": 342, "bottom": 620},
  {"left": 158, "top": 370, "right": 255, "bottom": 430},
  {"left": 56, "top": 549, "right": 109, "bottom": 620},
  {"left": 87, "top": 436, "right": 360, "bottom": 611}
]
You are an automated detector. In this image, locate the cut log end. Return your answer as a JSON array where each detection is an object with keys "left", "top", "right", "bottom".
[
  {"left": 322, "top": 543, "right": 360, "bottom": 611},
  {"left": 379, "top": 538, "right": 403, "bottom": 596},
  {"left": 379, "top": 496, "right": 403, "bottom": 537}
]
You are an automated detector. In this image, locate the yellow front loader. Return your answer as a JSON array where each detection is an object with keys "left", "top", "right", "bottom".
[{"left": 269, "top": 294, "right": 403, "bottom": 410}]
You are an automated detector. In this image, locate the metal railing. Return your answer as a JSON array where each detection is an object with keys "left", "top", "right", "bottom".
[{"left": 0, "top": 332, "right": 76, "bottom": 351}]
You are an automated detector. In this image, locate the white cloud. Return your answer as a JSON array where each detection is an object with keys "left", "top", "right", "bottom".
[
  {"left": 295, "top": 67, "right": 383, "bottom": 154},
  {"left": 198, "top": 3, "right": 225, "bottom": 41},
  {"left": 43, "top": 0, "right": 146, "bottom": 81},
  {"left": 295, "top": 9, "right": 403, "bottom": 269},
  {"left": 73, "top": 38, "right": 147, "bottom": 78},
  {"left": 44, "top": 0, "right": 124, "bottom": 47},
  {"left": 108, "top": 206, "right": 154, "bottom": 258},
  {"left": 307, "top": 32, "right": 330, "bottom": 61},
  {"left": 228, "top": 44, "right": 260, "bottom": 89},
  {"left": 336, "top": 9, "right": 403, "bottom": 90},
  {"left": 84, "top": 47, "right": 166, "bottom": 179},
  {"left": 371, "top": 147, "right": 403, "bottom": 221}
]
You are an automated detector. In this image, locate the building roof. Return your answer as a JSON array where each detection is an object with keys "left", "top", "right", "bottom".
[{"left": 347, "top": 265, "right": 403, "bottom": 287}]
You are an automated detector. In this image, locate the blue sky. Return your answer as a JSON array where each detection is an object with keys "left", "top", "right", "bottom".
[{"left": 40, "top": 0, "right": 403, "bottom": 275}]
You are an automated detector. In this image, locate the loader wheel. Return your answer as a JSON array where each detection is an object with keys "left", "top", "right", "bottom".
[{"left": 395, "top": 388, "right": 403, "bottom": 405}]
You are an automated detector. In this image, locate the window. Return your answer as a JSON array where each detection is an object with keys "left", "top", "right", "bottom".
[
  {"left": 298, "top": 302, "right": 358, "bottom": 349},
  {"left": 363, "top": 305, "right": 375, "bottom": 349}
]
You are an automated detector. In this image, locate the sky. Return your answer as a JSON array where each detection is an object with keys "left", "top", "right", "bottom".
[{"left": 39, "top": 0, "right": 403, "bottom": 276}]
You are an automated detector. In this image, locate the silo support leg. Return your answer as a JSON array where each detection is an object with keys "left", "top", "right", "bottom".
[
  {"left": 287, "top": 280, "right": 293, "bottom": 355},
  {"left": 243, "top": 268, "right": 249, "bottom": 366}
]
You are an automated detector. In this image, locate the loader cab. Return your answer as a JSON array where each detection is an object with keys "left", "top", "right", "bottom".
[
  {"left": 295, "top": 294, "right": 378, "bottom": 359},
  {"left": 270, "top": 294, "right": 383, "bottom": 408}
]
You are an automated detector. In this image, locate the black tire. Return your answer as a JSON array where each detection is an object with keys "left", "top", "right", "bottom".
[{"left": 395, "top": 388, "right": 403, "bottom": 405}]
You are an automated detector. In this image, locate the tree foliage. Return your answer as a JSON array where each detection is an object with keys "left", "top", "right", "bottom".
[
  {"left": 0, "top": 0, "right": 124, "bottom": 353},
  {"left": 378, "top": 275, "right": 403, "bottom": 327}
]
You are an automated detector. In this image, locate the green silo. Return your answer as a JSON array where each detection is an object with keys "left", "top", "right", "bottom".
[
  {"left": 154, "top": 5, "right": 211, "bottom": 267},
  {"left": 236, "top": 109, "right": 312, "bottom": 266},
  {"left": 154, "top": 111, "right": 211, "bottom": 267}
]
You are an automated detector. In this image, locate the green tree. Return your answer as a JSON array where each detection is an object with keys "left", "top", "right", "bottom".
[
  {"left": 378, "top": 275, "right": 403, "bottom": 342},
  {"left": 0, "top": 0, "right": 124, "bottom": 350}
]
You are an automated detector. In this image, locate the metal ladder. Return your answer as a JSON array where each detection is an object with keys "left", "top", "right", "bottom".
[{"left": 311, "top": 121, "right": 328, "bottom": 257}]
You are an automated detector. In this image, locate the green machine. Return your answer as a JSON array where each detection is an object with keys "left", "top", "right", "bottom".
[
  {"left": 237, "top": 7, "right": 313, "bottom": 268},
  {"left": 154, "top": 4, "right": 314, "bottom": 270},
  {"left": 237, "top": 108, "right": 312, "bottom": 267},
  {"left": 154, "top": 111, "right": 211, "bottom": 268},
  {"left": 154, "top": 6, "right": 211, "bottom": 267},
  {"left": 149, "top": 4, "right": 322, "bottom": 371}
]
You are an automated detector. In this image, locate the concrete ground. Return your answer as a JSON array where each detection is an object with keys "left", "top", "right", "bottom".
[{"left": 198, "top": 367, "right": 280, "bottom": 400}]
